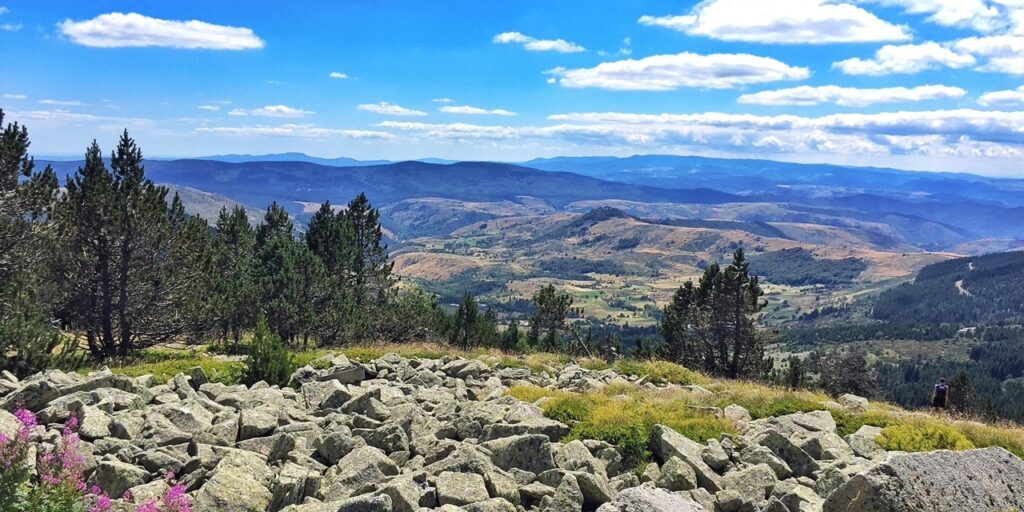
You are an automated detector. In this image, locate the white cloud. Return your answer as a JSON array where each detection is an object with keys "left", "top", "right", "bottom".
[
  {"left": 493, "top": 31, "right": 585, "bottom": 53},
  {"left": 196, "top": 124, "right": 394, "bottom": 139},
  {"left": 440, "top": 105, "right": 517, "bottom": 116},
  {"left": 1, "top": 23, "right": 21, "bottom": 32},
  {"left": 328, "top": 71, "right": 348, "bottom": 79},
  {"left": 249, "top": 105, "right": 313, "bottom": 118},
  {"left": 833, "top": 42, "right": 976, "bottom": 75},
  {"left": 357, "top": 101, "right": 427, "bottom": 116},
  {"left": 549, "top": 52, "right": 810, "bottom": 91},
  {"left": 639, "top": 0, "right": 910, "bottom": 44},
  {"left": 197, "top": 104, "right": 221, "bottom": 111},
  {"left": 859, "top": 0, "right": 1003, "bottom": 32},
  {"left": 2, "top": 93, "right": 26, "bottom": 100},
  {"left": 955, "top": 36, "right": 1024, "bottom": 74},
  {"left": 39, "top": 99, "right": 85, "bottom": 106},
  {"left": 7, "top": 109, "right": 151, "bottom": 126},
  {"left": 379, "top": 121, "right": 522, "bottom": 140},
  {"left": 738, "top": 84, "right": 966, "bottom": 107},
  {"left": 58, "top": 12, "right": 264, "bottom": 50},
  {"left": 432, "top": 98, "right": 455, "bottom": 103},
  {"left": 978, "top": 85, "right": 1024, "bottom": 106},
  {"left": 0, "top": 7, "right": 8, "bottom": 16},
  {"left": 227, "top": 108, "right": 248, "bottom": 117}
]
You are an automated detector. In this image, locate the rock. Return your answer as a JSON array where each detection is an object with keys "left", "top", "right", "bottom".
[
  {"left": 436, "top": 471, "right": 489, "bottom": 506},
  {"left": 790, "top": 411, "right": 836, "bottom": 433},
  {"left": 649, "top": 424, "right": 722, "bottom": 491},
  {"left": 0, "top": 409, "right": 21, "bottom": 438},
  {"left": 752, "top": 429, "right": 819, "bottom": 478},
  {"left": 596, "top": 487, "right": 707, "bottom": 512},
  {"left": 656, "top": 456, "right": 697, "bottom": 491},
  {"left": 837, "top": 394, "right": 869, "bottom": 412},
  {"left": 238, "top": 407, "right": 278, "bottom": 440},
  {"left": 800, "top": 432, "right": 855, "bottom": 461},
  {"left": 463, "top": 498, "right": 518, "bottom": 512},
  {"left": 721, "top": 463, "right": 776, "bottom": 510},
  {"left": 380, "top": 475, "right": 426, "bottom": 512},
  {"left": 824, "top": 447, "right": 1024, "bottom": 512},
  {"left": 772, "top": 480, "right": 824, "bottom": 512},
  {"left": 481, "top": 434, "right": 556, "bottom": 474},
  {"left": 192, "top": 450, "right": 273, "bottom": 512},
  {"left": 321, "top": 446, "right": 399, "bottom": 501},
  {"left": 544, "top": 473, "right": 584, "bottom": 512},
  {"left": 89, "top": 460, "right": 149, "bottom": 499},
  {"left": 317, "top": 431, "right": 363, "bottom": 465},
  {"left": 739, "top": 445, "right": 792, "bottom": 480},
  {"left": 269, "top": 462, "right": 322, "bottom": 511},
  {"left": 702, "top": 439, "right": 730, "bottom": 471},
  {"left": 484, "top": 471, "right": 521, "bottom": 506},
  {"left": 724, "top": 404, "right": 752, "bottom": 423},
  {"left": 845, "top": 425, "right": 883, "bottom": 459}
]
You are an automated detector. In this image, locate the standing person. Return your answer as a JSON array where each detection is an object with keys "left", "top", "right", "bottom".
[{"left": 932, "top": 378, "right": 949, "bottom": 413}]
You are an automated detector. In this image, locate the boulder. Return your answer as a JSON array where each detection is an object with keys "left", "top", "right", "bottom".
[
  {"left": 481, "top": 434, "right": 556, "bottom": 474},
  {"left": 824, "top": 447, "right": 1024, "bottom": 512},
  {"left": 89, "top": 460, "right": 149, "bottom": 499},
  {"left": 321, "top": 446, "right": 399, "bottom": 501},
  {"left": 721, "top": 463, "right": 776, "bottom": 510},
  {"left": 436, "top": 471, "right": 489, "bottom": 506},
  {"left": 656, "top": 456, "right": 697, "bottom": 491},
  {"left": 595, "top": 487, "right": 707, "bottom": 512},
  {"left": 544, "top": 473, "right": 584, "bottom": 512},
  {"left": 649, "top": 424, "right": 722, "bottom": 491},
  {"left": 192, "top": 450, "right": 273, "bottom": 512},
  {"left": 837, "top": 394, "right": 869, "bottom": 412}
]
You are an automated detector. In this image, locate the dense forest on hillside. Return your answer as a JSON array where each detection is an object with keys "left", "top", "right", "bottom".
[
  {"left": 750, "top": 248, "right": 867, "bottom": 286},
  {"left": 873, "top": 251, "right": 1024, "bottom": 324}
]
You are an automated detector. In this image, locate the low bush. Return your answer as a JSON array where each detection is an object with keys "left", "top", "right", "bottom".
[
  {"left": 877, "top": 422, "right": 975, "bottom": 452},
  {"left": 614, "top": 360, "right": 706, "bottom": 386},
  {"left": 832, "top": 410, "right": 897, "bottom": 437},
  {"left": 241, "top": 316, "right": 296, "bottom": 387}
]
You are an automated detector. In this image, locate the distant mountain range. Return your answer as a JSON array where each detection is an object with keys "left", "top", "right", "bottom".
[{"left": 38, "top": 153, "right": 1024, "bottom": 247}]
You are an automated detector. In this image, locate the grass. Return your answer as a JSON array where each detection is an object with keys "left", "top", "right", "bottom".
[{"left": 100, "top": 348, "right": 245, "bottom": 384}]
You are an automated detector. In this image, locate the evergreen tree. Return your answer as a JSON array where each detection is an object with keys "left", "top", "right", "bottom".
[
  {"left": 784, "top": 355, "right": 807, "bottom": 389},
  {"left": 342, "top": 193, "right": 395, "bottom": 304},
  {"left": 500, "top": 318, "right": 521, "bottom": 351},
  {"left": 55, "top": 133, "right": 208, "bottom": 358},
  {"left": 255, "top": 204, "right": 325, "bottom": 343},
  {"left": 530, "top": 284, "right": 573, "bottom": 351},
  {"left": 815, "top": 347, "right": 877, "bottom": 398},
  {"left": 209, "top": 206, "right": 258, "bottom": 346},
  {"left": 449, "top": 292, "right": 480, "bottom": 348},
  {"left": 602, "top": 331, "right": 620, "bottom": 364},
  {"left": 0, "top": 110, "right": 66, "bottom": 375},
  {"left": 948, "top": 369, "right": 977, "bottom": 415},
  {"left": 659, "top": 249, "right": 768, "bottom": 379}
]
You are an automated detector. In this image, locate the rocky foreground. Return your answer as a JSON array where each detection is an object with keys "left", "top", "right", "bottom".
[{"left": 2, "top": 354, "right": 1024, "bottom": 512}]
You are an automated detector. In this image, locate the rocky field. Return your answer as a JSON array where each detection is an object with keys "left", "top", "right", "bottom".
[{"left": 2, "top": 353, "right": 1024, "bottom": 512}]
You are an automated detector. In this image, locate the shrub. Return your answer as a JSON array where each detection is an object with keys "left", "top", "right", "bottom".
[
  {"left": 242, "top": 315, "right": 296, "bottom": 387},
  {"left": 506, "top": 385, "right": 569, "bottom": 404},
  {"left": 878, "top": 422, "right": 975, "bottom": 452},
  {"left": 832, "top": 410, "right": 896, "bottom": 437},
  {"left": 614, "top": 360, "right": 705, "bottom": 386},
  {"left": 721, "top": 394, "right": 824, "bottom": 419},
  {"left": 545, "top": 395, "right": 601, "bottom": 424}
]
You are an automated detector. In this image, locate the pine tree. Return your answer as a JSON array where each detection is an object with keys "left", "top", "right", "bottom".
[
  {"left": 342, "top": 193, "right": 395, "bottom": 304},
  {"left": 55, "top": 133, "right": 210, "bottom": 359},
  {"left": 449, "top": 292, "right": 479, "bottom": 348},
  {"left": 659, "top": 249, "right": 768, "bottom": 379},
  {"left": 530, "top": 285, "right": 573, "bottom": 351},
  {"left": 255, "top": 204, "right": 326, "bottom": 344},
  {"left": 785, "top": 356, "right": 807, "bottom": 389},
  {"left": 0, "top": 110, "right": 66, "bottom": 374},
  {"left": 816, "top": 348, "right": 876, "bottom": 398},
  {"left": 209, "top": 206, "right": 258, "bottom": 346},
  {"left": 500, "top": 318, "right": 521, "bottom": 351}
]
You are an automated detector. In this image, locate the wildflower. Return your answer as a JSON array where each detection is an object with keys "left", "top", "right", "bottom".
[{"left": 13, "top": 408, "right": 37, "bottom": 428}]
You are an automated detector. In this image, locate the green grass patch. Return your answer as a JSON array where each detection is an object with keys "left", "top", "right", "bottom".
[
  {"left": 613, "top": 360, "right": 706, "bottom": 386},
  {"left": 832, "top": 410, "right": 898, "bottom": 437},
  {"left": 110, "top": 355, "right": 243, "bottom": 385}
]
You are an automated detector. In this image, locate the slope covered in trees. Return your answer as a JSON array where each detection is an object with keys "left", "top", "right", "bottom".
[{"left": 873, "top": 251, "right": 1024, "bottom": 324}]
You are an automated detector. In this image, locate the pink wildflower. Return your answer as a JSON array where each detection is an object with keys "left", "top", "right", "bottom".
[
  {"left": 135, "top": 500, "right": 160, "bottom": 512},
  {"left": 13, "top": 407, "right": 37, "bottom": 428}
]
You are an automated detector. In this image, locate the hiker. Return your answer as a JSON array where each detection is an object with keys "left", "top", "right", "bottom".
[{"left": 932, "top": 378, "right": 949, "bottom": 413}]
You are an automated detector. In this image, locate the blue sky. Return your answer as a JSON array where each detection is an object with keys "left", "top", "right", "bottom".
[{"left": 2, "top": 0, "right": 1024, "bottom": 176}]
